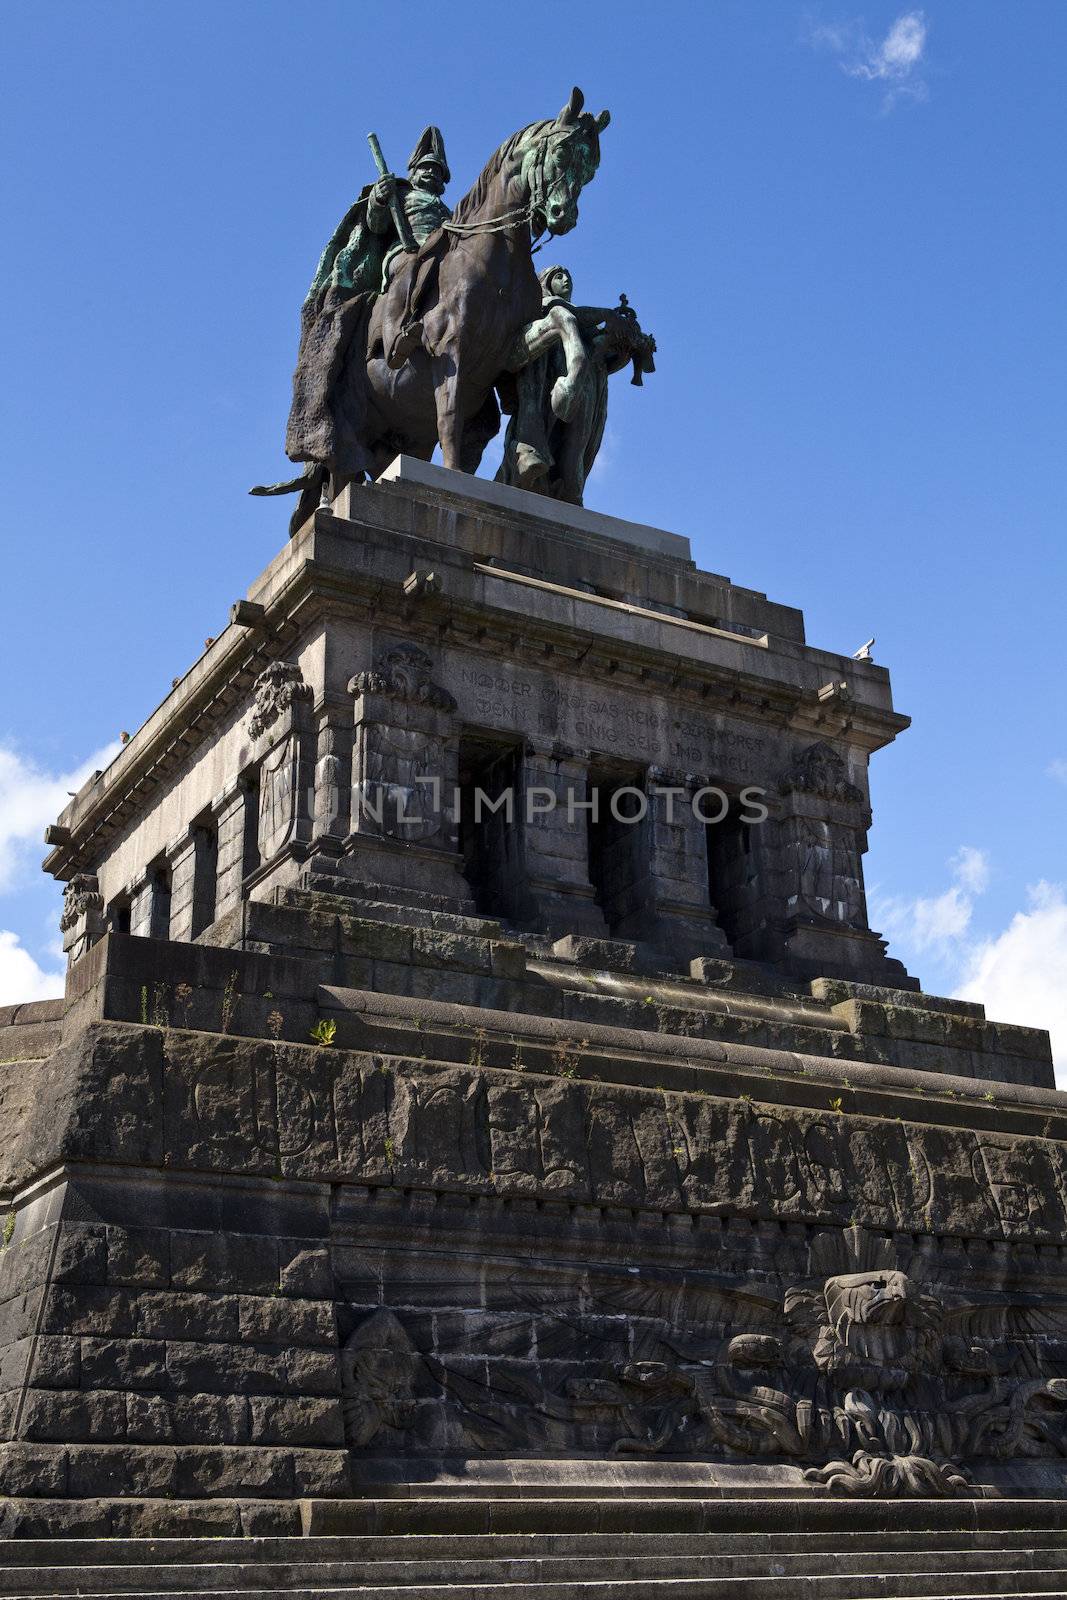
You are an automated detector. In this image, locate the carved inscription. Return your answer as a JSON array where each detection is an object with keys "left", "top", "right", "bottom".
[
  {"left": 163, "top": 1040, "right": 1067, "bottom": 1245},
  {"left": 452, "top": 662, "right": 767, "bottom": 777}
]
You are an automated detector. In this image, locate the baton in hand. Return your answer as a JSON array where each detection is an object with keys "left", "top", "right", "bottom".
[{"left": 367, "top": 132, "right": 418, "bottom": 254}]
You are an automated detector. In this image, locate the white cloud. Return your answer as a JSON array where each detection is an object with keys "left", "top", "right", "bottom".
[
  {"left": 858, "top": 10, "right": 927, "bottom": 80},
  {"left": 1048, "top": 758, "right": 1067, "bottom": 787},
  {"left": 0, "top": 740, "right": 119, "bottom": 895},
  {"left": 872, "top": 845, "right": 989, "bottom": 954},
  {"left": 910, "top": 884, "right": 973, "bottom": 948},
  {"left": 955, "top": 882, "right": 1067, "bottom": 1079},
  {"left": 0, "top": 929, "right": 64, "bottom": 1006},
  {"left": 807, "top": 9, "right": 929, "bottom": 108},
  {"left": 951, "top": 844, "right": 990, "bottom": 896},
  {"left": 873, "top": 848, "right": 1066, "bottom": 1079}
]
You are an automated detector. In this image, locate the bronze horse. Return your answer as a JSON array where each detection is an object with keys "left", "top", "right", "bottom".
[{"left": 265, "top": 90, "right": 609, "bottom": 531}]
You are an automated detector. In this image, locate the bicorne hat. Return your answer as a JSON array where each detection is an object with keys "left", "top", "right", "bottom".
[{"left": 407, "top": 125, "right": 450, "bottom": 183}]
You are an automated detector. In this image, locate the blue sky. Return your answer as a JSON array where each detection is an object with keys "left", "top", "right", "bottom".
[{"left": 1, "top": 2, "right": 1064, "bottom": 1067}]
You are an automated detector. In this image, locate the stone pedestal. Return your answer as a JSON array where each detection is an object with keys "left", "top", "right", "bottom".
[{"left": 22, "top": 460, "right": 1058, "bottom": 1534}]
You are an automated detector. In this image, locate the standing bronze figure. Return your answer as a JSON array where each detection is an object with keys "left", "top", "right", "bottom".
[{"left": 496, "top": 265, "right": 656, "bottom": 505}]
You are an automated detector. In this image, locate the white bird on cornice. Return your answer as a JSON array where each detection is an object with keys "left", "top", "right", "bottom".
[{"left": 852, "top": 638, "right": 875, "bottom": 661}]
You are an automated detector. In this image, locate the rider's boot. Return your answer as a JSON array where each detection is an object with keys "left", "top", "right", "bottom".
[{"left": 386, "top": 319, "right": 425, "bottom": 371}]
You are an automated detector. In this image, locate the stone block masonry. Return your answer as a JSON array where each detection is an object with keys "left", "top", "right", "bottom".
[{"left": 0, "top": 465, "right": 1056, "bottom": 1530}]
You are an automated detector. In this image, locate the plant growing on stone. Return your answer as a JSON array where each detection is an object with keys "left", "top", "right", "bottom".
[
  {"left": 267, "top": 1009, "right": 284, "bottom": 1041},
  {"left": 1, "top": 1214, "right": 14, "bottom": 1249},
  {"left": 551, "top": 1037, "right": 587, "bottom": 1078},
  {"left": 174, "top": 982, "right": 194, "bottom": 1029},
  {"left": 468, "top": 1026, "right": 488, "bottom": 1070},
  {"left": 310, "top": 1018, "right": 337, "bottom": 1046},
  {"left": 149, "top": 982, "right": 170, "bottom": 1029},
  {"left": 221, "top": 971, "right": 241, "bottom": 1033}
]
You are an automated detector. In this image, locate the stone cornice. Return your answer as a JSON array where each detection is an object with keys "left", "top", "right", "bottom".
[{"left": 43, "top": 511, "right": 908, "bottom": 882}]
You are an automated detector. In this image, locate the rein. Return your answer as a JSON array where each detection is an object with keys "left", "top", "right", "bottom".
[
  {"left": 440, "top": 131, "right": 561, "bottom": 243},
  {"left": 441, "top": 205, "right": 534, "bottom": 238}
]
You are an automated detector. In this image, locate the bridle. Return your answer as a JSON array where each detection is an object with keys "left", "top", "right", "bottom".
[{"left": 440, "top": 127, "right": 578, "bottom": 244}]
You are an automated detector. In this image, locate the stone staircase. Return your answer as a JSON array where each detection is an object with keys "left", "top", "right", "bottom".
[{"left": 2, "top": 1498, "right": 1067, "bottom": 1598}]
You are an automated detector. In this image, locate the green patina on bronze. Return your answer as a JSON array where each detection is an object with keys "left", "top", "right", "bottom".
[{"left": 252, "top": 88, "right": 614, "bottom": 524}]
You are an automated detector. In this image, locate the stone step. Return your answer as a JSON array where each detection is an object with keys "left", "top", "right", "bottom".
[
  {"left": 300, "top": 1494, "right": 1067, "bottom": 1539},
  {"left": 3, "top": 1530, "right": 1065, "bottom": 1566},
  {"left": 9, "top": 1571, "right": 1067, "bottom": 1600},
  {"left": 285, "top": 884, "right": 492, "bottom": 933},
  {"left": 4, "top": 1546, "right": 1067, "bottom": 1594},
  {"left": 14, "top": 1497, "right": 1067, "bottom": 1548}
]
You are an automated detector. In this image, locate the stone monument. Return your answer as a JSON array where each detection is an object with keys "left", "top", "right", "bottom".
[{"left": 1, "top": 87, "right": 1064, "bottom": 1598}]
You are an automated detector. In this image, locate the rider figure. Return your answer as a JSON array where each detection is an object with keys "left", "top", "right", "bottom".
[
  {"left": 304, "top": 125, "right": 451, "bottom": 309},
  {"left": 367, "top": 127, "right": 452, "bottom": 368}
]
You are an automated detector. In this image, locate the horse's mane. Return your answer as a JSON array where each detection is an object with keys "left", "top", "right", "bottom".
[{"left": 448, "top": 120, "right": 553, "bottom": 225}]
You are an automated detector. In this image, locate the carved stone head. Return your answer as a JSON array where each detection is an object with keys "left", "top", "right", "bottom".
[
  {"left": 809, "top": 1269, "right": 944, "bottom": 1391},
  {"left": 340, "top": 1309, "right": 421, "bottom": 1447},
  {"left": 60, "top": 872, "right": 102, "bottom": 932},
  {"left": 248, "top": 661, "right": 312, "bottom": 741}
]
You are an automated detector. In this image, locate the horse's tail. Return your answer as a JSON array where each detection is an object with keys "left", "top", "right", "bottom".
[
  {"left": 250, "top": 464, "right": 330, "bottom": 538},
  {"left": 249, "top": 472, "right": 310, "bottom": 497}
]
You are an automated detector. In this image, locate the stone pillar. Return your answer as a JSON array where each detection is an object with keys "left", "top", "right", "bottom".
[
  {"left": 516, "top": 742, "right": 607, "bottom": 939},
  {"left": 214, "top": 775, "right": 256, "bottom": 921},
  {"left": 130, "top": 866, "right": 170, "bottom": 941},
  {"left": 307, "top": 694, "right": 354, "bottom": 879},
  {"left": 59, "top": 873, "right": 104, "bottom": 965},
  {"left": 168, "top": 824, "right": 218, "bottom": 943},
  {"left": 609, "top": 769, "right": 730, "bottom": 962},
  {"left": 346, "top": 643, "right": 474, "bottom": 912},
  {"left": 773, "top": 740, "right": 911, "bottom": 985}
]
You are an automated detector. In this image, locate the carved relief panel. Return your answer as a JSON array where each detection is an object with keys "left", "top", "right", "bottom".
[
  {"left": 777, "top": 741, "right": 870, "bottom": 931},
  {"left": 348, "top": 644, "right": 459, "bottom": 848},
  {"left": 247, "top": 662, "right": 316, "bottom": 864}
]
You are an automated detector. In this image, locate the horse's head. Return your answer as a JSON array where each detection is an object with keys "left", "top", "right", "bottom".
[{"left": 522, "top": 87, "right": 610, "bottom": 237}]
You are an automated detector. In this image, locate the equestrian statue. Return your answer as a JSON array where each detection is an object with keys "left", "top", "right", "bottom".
[{"left": 252, "top": 88, "right": 654, "bottom": 529}]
